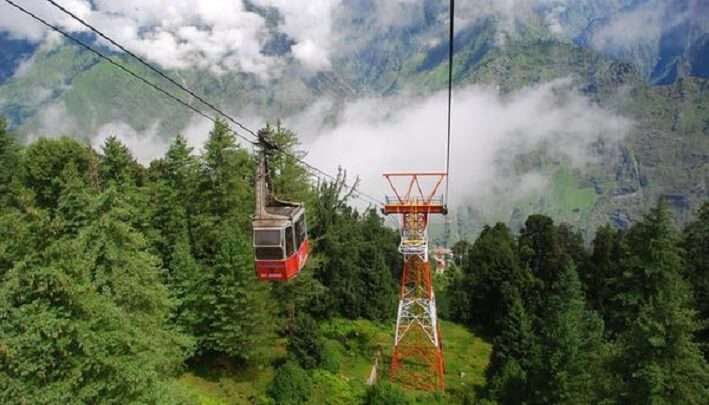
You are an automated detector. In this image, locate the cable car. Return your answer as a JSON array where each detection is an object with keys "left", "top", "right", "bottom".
[{"left": 253, "top": 128, "right": 309, "bottom": 281}]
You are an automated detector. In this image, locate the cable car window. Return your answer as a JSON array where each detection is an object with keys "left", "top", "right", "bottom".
[
  {"left": 255, "top": 247, "right": 284, "bottom": 260},
  {"left": 285, "top": 226, "right": 295, "bottom": 257},
  {"left": 295, "top": 216, "right": 306, "bottom": 247},
  {"left": 255, "top": 229, "right": 281, "bottom": 246}
]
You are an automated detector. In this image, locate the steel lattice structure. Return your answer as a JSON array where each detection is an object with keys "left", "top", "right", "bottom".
[{"left": 383, "top": 173, "right": 447, "bottom": 391}]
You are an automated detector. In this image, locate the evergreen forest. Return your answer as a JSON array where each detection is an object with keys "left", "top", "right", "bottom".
[{"left": 1, "top": 117, "right": 708, "bottom": 404}]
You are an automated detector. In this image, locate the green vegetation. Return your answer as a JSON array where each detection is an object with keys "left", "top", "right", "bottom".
[
  {"left": 444, "top": 200, "right": 709, "bottom": 404},
  {"left": 175, "top": 318, "right": 491, "bottom": 404},
  {"left": 1, "top": 118, "right": 708, "bottom": 404}
]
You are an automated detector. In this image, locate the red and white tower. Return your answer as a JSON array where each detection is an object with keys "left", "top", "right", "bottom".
[{"left": 383, "top": 173, "right": 447, "bottom": 391}]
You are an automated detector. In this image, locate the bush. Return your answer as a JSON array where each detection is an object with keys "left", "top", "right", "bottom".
[
  {"left": 310, "top": 370, "right": 357, "bottom": 404},
  {"left": 287, "top": 313, "right": 324, "bottom": 369},
  {"left": 364, "top": 381, "right": 412, "bottom": 405},
  {"left": 267, "top": 361, "right": 312, "bottom": 405},
  {"left": 320, "top": 340, "right": 342, "bottom": 373}
]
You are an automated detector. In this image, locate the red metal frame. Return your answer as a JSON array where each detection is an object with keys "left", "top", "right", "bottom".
[
  {"left": 383, "top": 173, "right": 447, "bottom": 215},
  {"left": 383, "top": 172, "right": 446, "bottom": 392},
  {"left": 255, "top": 239, "right": 309, "bottom": 281}
]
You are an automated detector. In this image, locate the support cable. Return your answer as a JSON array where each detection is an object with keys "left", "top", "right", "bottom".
[
  {"left": 445, "top": 0, "right": 455, "bottom": 205},
  {"left": 2, "top": 0, "right": 258, "bottom": 146},
  {"left": 43, "top": 0, "right": 257, "bottom": 138},
  {"left": 7, "top": 0, "right": 384, "bottom": 207}
]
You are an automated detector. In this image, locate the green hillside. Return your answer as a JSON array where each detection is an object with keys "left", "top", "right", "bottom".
[{"left": 176, "top": 319, "right": 491, "bottom": 405}]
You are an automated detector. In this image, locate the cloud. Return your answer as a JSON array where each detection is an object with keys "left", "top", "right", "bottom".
[
  {"left": 92, "top": 121, "right": 168, "bottom": 165},
  {"left": 587, "top": 0, "right": 696, "bottom": 56},
  {"left": 26, "top": 101, "right": 81, "bottom": 143},
  {"left": 291, "top": 39, "right": 331, "bottom": 71},
  {"left": 283, "top": 79, "right": 630, "bottom": 210},
  {"left": 252, "top": 0, "right": 339, "bottom": 70},
  {"left": 0, "top": 0, "right": 590, "bottom": 78},
  {"left": 0, "top": 0, "right": 91, "bottom": 41},
  {"left": 0, "top": 0, "right": 336, "bottom": 76}
]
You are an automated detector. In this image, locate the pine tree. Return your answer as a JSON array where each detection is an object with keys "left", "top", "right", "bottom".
[
  {"left": 683, "top": 202, "right": 709, "bottom": 358},
  {"left": 98, "top": 136, "right": 142, "bottom": 186},
  {"left": 201, "top": 226, "right": 273, "bottom": 360},
  {"left": 266, "top": 123, "right": 312, "bottom": 204},
  {"left": 0, "top": 118, "right": 21, "bottom": 208},
  {"left": 583, "top": 225, "right": 626, "bottom": 336},
  {"left": 56, "top": 162, "right": 93, "bottom": 237},
  {"left": 453, "top": 223, "right": 531, "bottom": 331},
  {"left": 0, "top": 235, "right": 188, "bottom": 404},
  {"left": 192, "top": 119, "right": 253, "bottom": 260},
  {"left": 485, "top": 283, "right": 535, "bottom": 405},
  {"left": 22, "top": 137, "right": 90, "bottom": 210},
  {"left": 519, "top": 215, "right": 563, "bottom": 288},
  {"left": 163, "top": 134, "right": 198, "bottom": 191},
  {"left": 613, "top": 201, "right": 709, "bottom": 404},
  {"left": 168, "top": 239, "right": 207, "bottom": 336},
  {"left": 528, "top": 263, "right": 605, "bottom": 405},
  {"left": 287, "top": 312, "right": 324, "bottom": 369}
]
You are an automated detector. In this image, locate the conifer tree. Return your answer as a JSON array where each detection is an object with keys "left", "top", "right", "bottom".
[
  {"left": 453, "top": 223, "right": 531, "bottom": 330},
  {"left": 287, "top": 312, "right": 324, "bottom": 369},
  {"left": 528, "top": 263, "right": 605, "bottom": 405},
  {"left": 56, "top": 162, "right": 93, "bottom": 237},
  {"left": 23, "top": 137, "right": 90, "bottom": 210},
  {"left": 168, "top": 239, "right": 206, "bottom": 335},
  {"left": 192, "top": 119, "right": 253, "bottom": 260},
  {"left": 99, "top": 135, "right": 142, "bottom": 186},
  {"left": 0, "top": 235, "right": 188, "bottom": 404},
  {"left": 485, "top": 283, "right": 535, "bottom": 404},
  {"left": 583, "top": 225, "right": 626, "bottom": 336},
  {"left": 613, "top": 201, "right": 709, "bottom": 404},
  {"left": 201, "top": 226, "right": 272, "bottom": 360},
  {"left": 0, "top": 118, "right": 20, "bottom": 208},
  {"left": 684, "top": 202, "right": 709, "bottom": 357}
]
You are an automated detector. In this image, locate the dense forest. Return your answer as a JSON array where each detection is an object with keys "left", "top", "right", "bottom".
[{"left": 0, "top": 117, "right": 708, "bottom": 404}]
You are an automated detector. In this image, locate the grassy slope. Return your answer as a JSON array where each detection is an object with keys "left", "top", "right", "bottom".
[{"left": 177, "top": 318, "right": 491, "bottom": 405}]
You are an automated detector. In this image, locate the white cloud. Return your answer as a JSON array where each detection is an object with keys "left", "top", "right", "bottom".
[
  {"left": 284, "top": 79, "right": 630, "bottom": 208},
  {"left": 252, "top": 0, "right": 339, "bottom": 70},
  {"left": 292, "top": 39, "right": 331, "bottom": 71},
  {"left": 589, "top": 0, "right": 688, "bottom": 52},
  {"left": 92, "top": 121, "right": 168, "bottom": 164},
  {"left": 0, "top": 0, "right": 91, "bottom": 41},
  {"left": 26, "top": 101, "right": 80, "bottom": 143},
  {"left": 0, "top": 0, "right": 335, "bottom": 76}
]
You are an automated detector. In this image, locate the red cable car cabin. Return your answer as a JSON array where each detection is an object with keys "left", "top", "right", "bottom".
[
  {"left": 253, "top": 209, "right": 308, "bottom": 281},
  {"left": 252, "top": 128, "right": 309, "bottom": 281}
]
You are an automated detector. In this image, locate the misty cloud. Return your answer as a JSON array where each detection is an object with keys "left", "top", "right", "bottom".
[
  {"left": 287, "top": 79, "right": 630, "bottom": 208},
  {"left": 92, "top": 122, "right": 168, "bottom": 165},
  {"left": 0, "top": 0, "right": 611, "bottom": 78},
  {"left": 20, "top": 76, "right": 631, "bottom": 225},
  {"left": 590, "top": 1, "right": 674, "bottom": 52},
  {"left": 0, "top": 0, "right": 336, "bottom": 75}
]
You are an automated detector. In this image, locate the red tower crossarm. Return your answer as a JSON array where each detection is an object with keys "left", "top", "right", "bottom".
[
  {"left": 382, "top": 172, "right": 447, "bottom": 392},
  {"left": 383, "top": 173, "right": 448, "bottom": 215}
]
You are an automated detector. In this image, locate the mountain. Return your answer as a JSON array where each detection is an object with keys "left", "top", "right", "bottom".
[
  {"left": 0, "top": 34, "right": 37, "bottom": 84},
  {"left": 0, "top": 0, "right": 707, "bottom": 240}
]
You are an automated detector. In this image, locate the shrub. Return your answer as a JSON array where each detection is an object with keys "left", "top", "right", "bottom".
[{"left": 267, "top": 361, "right": 312, "bottom": 405}]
